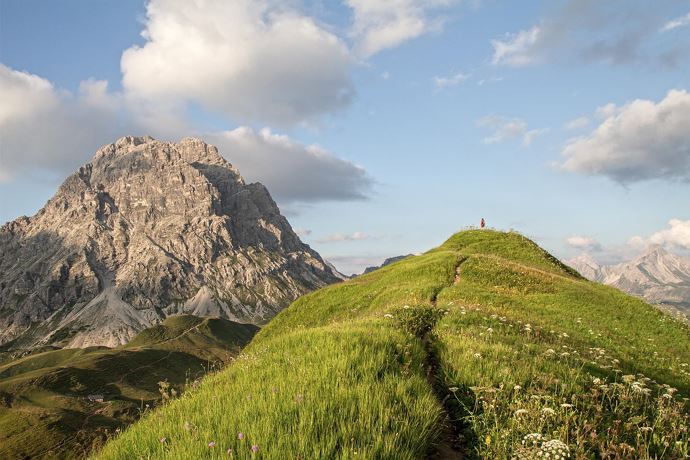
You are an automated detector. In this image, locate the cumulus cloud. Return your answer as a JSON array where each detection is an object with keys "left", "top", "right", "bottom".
[
  {"left": 660, "top": 12, "right": 690, "bottom": 32},
  {"left": 121, "top": 0, "right": 354, "bottom": 125},
  {"left": 316, "top": 231, "right": 370, "bottom": 243},
  {"left": 0, "top": 65, "right": 125, "bottom": 181},
  {"left": 566, "top": 235, "right": 602, "bottom": 252},
  {"left": 346, "top": 0, "right": 455, "bottom": 58},
  {"left": 433, "top": 71, "right": 469, "bottom": 88},
  {"left": 491, "top": 1, "right": 688, "bottom": 67},
  {"left": 560, "top": 89, "right": 690, "bottom": 183},
  {"left": 204, "top": 127, "right": 373, "bottom": 204},
  {"left": 0, "top": 62, "right": 374, "bottom": 204},
  {"left": 645, "top": 219, "right": 690, "bottom": 249},
  {"left": 478, "top": 115, "right": 546, "bottom": 147}
]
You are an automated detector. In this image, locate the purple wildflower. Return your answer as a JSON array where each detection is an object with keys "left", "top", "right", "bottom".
[
  {"left": 209, "top": 441, "right": 216, "bottom": 448},
  {"left": 226, "top": 448, "right": 233, "bottom": 455},
  {"left": 251, "top": 444, "right": 259, "bottom": 453},
  {"left": 159, "top": 437, "right": 167, "bottom": 443},
  {"left": 238, "top": 432, "right": 245, "bottom": 440}
]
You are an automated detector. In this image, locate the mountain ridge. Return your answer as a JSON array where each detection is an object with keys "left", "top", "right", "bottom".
[
  {"left": 568, "top": 245, "right": 690, "bottom": 315},
  {"left": 0, "top": 136, "right": 341, "bottom": 349}
]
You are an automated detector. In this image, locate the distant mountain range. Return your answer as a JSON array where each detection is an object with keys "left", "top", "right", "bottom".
[
  {"left": 362, "top": 254, "right": 414, "bottom": 274},
  {"left": 568, "top": 245, "right": 690, "bottom": 316},
  {"left": 0, "top": 136, "right": 342, "bottom": 350}
]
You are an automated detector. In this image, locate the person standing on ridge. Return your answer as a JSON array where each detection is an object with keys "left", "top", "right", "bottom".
[{"left": 480, "top": 218, "right": 485, "bottom": 229}]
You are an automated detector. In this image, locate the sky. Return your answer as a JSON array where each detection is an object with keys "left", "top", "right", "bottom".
[{"left": 1, "top": 0, "right": 690, "bottom": 274}]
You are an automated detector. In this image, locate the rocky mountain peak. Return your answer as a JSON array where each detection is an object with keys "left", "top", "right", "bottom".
[
  {"left": 567, "top": 246, "right": 690, "bottom": 316},
  {"left": 0, "top": 136, "right": 342, "bottom": 349}
]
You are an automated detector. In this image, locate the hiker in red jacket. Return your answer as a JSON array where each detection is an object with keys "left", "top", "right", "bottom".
[{"left": 480, "top": 218, "right": 485, "bottom": 229}]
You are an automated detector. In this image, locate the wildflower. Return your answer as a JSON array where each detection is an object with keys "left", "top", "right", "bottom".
[
  {"left": 545, "top": 349, "right": 556, "bottom": 355},
  {"left": 639, "top": 426, "right": 653, "bottom": 433},
  {"left": 622, "top": 375, "right": 636, "bottom": 383},
  {"left": 160, "top": 437, "right": 167, "bottom": 443},
  {"left": 448, "top": 387, "right": 459, "bottom": 393},
  {"left": 523, "top": 433, "right": 544, "bottom": 445},
  {"left": 487, "top": 327, "right": 494, "bottom": 333},
  {"left": 209, "top": 441, "right": 216, "bottom": 448},
  {"left": 238, "top": 432, "right": 245, "bottom": 440},
  {"left": 661, "top": 393, "right": 673, "bottom": 400},
  {"left": 402, "top": 305, "right": 410, "bottom": 309},
  {"left": 473, "top": 353, "right": 482, "bottom": 359},
  {"left": 560, "top": 403, "right": 574, "bottom": 409},
  {"left": 251, "top": 445, "right": 259, "bottom": 453},
  {"left": 514, "top": 409, "right": 529, "bottom": 416},
  {"left": 541, "top": 407, "right": 556, "bottom": 416},
  {"left": 383, "top": 314, "right": 393, "bottom": 319},
  {"left": 541, "top": 439, "right": 570, "bottom": 458},
  {"left": 227, "top": 448, "right": 233, "bottom": 455},
  {"left": 514, "top": 385, "right": 522, "bottom": 391}
]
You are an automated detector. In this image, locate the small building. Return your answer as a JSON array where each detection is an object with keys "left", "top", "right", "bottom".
[{"left": 87, "top": 394, "right": 104, "bottom": 403}]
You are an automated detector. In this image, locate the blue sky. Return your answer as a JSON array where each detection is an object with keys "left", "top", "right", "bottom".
[{"left": 1, "top": 0, "right": 690, "bottom": 273}]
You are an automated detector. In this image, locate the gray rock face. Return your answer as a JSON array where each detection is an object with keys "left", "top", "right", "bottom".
[
  {"left": 0, "top": 136, "right": 342, "bottom": 349},
  {"left": 568, "top": 246, "right": 690, "bottom": 316}
]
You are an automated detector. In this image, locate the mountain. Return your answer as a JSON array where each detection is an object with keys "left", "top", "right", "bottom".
[
  {"left": 362, "top": 254, "right": 414, "bottom": 274},
  {"left": 568, "top": 245, "right": 690, "bottom": 315},
  {"left": 97, "top": 230, "right": 690, "bottom": 460},
  {"left": 0, "top": 314, "right": 258, "bottom": 459},
  {"left": 0, "top": 136, "right": 341, "bottom": 349}
]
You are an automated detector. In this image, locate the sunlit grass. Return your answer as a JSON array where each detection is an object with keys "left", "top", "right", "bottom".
[{"left": 97, "top": 230, "right": 690, "bottom": 459}]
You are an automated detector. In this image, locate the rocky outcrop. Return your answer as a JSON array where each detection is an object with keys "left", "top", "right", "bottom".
[
  {"left": 568, "top": 246, "right": 690, "bottom": 316},
  {"left": 0, "top": 136, "right": 342, "bottom": 349}
]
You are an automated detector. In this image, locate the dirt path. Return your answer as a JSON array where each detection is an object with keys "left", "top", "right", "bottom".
[{"left": 426, "top": 256, "right": 468, "bottom": 459}]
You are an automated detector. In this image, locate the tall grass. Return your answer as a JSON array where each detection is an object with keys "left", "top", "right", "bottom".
[{"left": 97, "top": 230, "right": 690, "bottom": 459}]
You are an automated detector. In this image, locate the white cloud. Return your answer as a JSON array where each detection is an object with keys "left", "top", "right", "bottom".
[
  {"left": 560, "top": 89, "right": 690, "bottom": 183},
  {"left": 204, "top": 127, "right": 373, "bottom": 204},
  {"left": 660, "top": 12, "right": 690, "bottom": 32},
  {"left": 646, "top": 219, "right": 690, "bottom": 249},
  {"left": 346, "top": 0, "right": 454, "bottom": 58},
  {"left": 0, "top": 65, "right": 125, "bottom": 181},
  {"left": 491, "top": 26, "right": 541, "bottom": 66},
  {"left": 491, "top": 2, "right": 689, "bottom": 68},
  {"left": 316, "top": 232, "right": 370, "bottom": 243},
  {"left": 0, "top": 65, "right": 374, "bottom": 204},
  {"left": 566, "top": 235, "right": 602, "bottom": 252},
  {"left": 121, "top": 0, "right": 354, "bottom": 125},
  {"left": 478, "top": 115, "right": 546, "bottom": 147},
  {"left": 433, "top": 71, "right": 469, "bottom": 88},
  {"left": 564, "top": 116, "right": 590, "bottom": 130}
]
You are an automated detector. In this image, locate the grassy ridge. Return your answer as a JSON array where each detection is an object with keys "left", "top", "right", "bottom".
[
  {"left": 0, "top": 315, "right": 257, "bottom": 459},
  {"left": 97, "top": 230, "right": 690, "bottom": 459}
]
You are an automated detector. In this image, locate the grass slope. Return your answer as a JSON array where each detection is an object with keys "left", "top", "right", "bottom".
[
  {"left": 98, "top": 230, "right": 690, "bottom": 459},
  {"left": 0, "top": 315, "right": 257, "bottom": 459}
]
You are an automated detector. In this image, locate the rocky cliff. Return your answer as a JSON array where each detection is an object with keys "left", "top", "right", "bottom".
[
  {"left": 568, "top": 246, "right": 690, "bottom": 316},
  {"left": 0, "top": 136, "right": 343, "bottom": 349}
]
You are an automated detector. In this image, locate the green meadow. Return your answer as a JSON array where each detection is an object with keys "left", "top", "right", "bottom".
[
  {"left": 0, "top": 316, "right": 257, "bottom": 459},
  {"left": 96, "top": 230, "right": 690, "bottom": 459}
]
